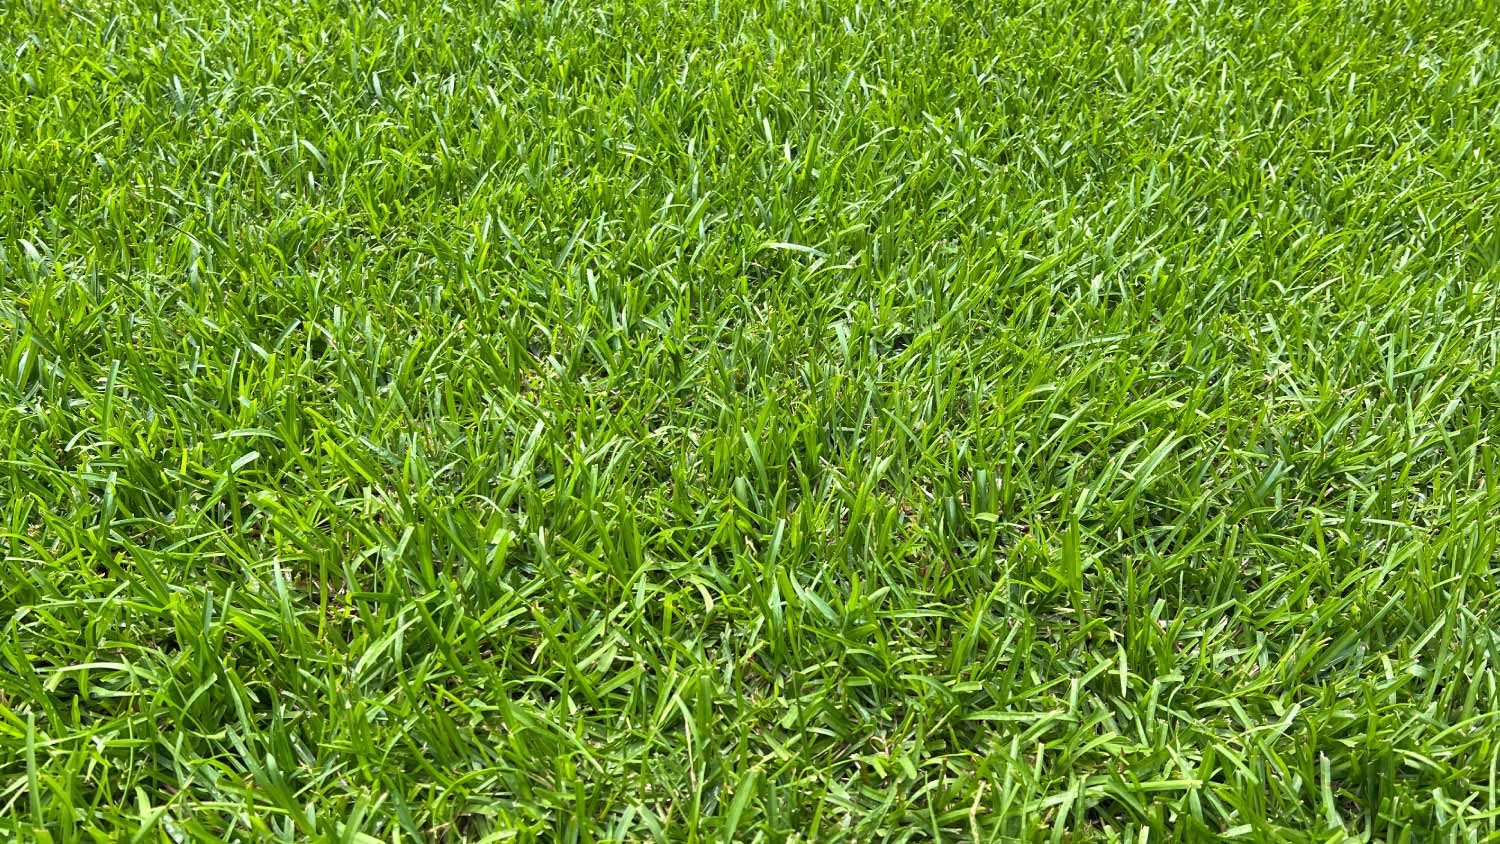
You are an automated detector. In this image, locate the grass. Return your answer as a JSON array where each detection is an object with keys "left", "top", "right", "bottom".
[{"left": 3, "top": 0, "right": 1500, "bottom": 839}]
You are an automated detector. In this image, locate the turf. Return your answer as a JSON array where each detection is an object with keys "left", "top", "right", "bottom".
[{"left": 3, "top": 0, "right": 1500, "bottom": 840}]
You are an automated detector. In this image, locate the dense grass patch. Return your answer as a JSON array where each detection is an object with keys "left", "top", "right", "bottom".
[{"left": 4, "top": 0, "right": 1500, "bottom": 839}]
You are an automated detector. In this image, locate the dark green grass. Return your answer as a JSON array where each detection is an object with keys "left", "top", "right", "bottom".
[{"left": 4, "top": 0, "right": 1500, "bottom": 840}]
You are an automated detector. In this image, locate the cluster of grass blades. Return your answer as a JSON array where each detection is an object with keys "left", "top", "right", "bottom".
[{"left": 3, "top": 0, "right": 1500, "bottom": 840}]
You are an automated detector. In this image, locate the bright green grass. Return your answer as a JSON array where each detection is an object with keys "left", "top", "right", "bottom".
[{"left": 3, "top": 0, "right": 1500, "bottom": 840}]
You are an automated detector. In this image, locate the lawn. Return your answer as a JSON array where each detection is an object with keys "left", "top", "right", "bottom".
[{"left": 3, "top": 0, "right": 1500, "bottom": 840}]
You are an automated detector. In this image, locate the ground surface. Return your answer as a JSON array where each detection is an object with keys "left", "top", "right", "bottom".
[{"left": 4, "top": 0, "right": 1500, "bottom": 840}]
